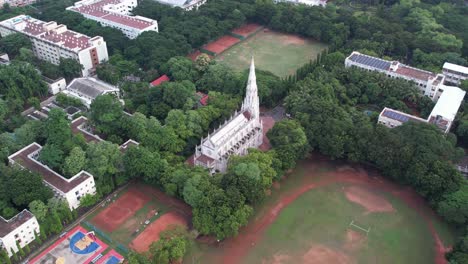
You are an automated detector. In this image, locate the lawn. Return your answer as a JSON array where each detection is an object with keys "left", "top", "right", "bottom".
[
  {"left": 245, "top": 184, "right": 435, "bottom": 263},
  {"left": 183, "top": 158, "right": 455, "bottom": 264},
  {"left": 216, "top": 29, "right": 327, "bottom": 78}
]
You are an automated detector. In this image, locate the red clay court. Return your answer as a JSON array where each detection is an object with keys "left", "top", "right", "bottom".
[
  {"left": 201, "top": 35, "right": 241, "bottom": 55},
  {"left": 129, "top": 212, "right": 188, "bottom": 253},
  {"left": 231, "top": 23, "right": 262, "bottom": 38},
  {"left": 91, "top": 187, "right": 151, "bottom": 232}
]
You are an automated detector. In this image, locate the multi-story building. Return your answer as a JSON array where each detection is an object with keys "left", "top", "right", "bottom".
[
  {"left": 8, "top": 143, "right": 97, "bottom": 210},
  {"left": 62, "top": 77, "right": 121, "bottom": 108},
  {"left": 377, "top": 86, "right": 465, "bottom": 133},
  {"left": 194, "top": 58, "right": 263, "bottom": 174},
  {"left": 0, "top": 15, "right": 109, "bottom": 77},
  {"left": 442, "top": 62, "right": 468, "bottom": 86},
  {"left": 345, "top": 51, "right": 447, "bottom": 101},
  {"left": 345, "top": 52, "right": 466, "bottom": 133},
  {"left": 42, "top": 76, "right": 67, "bottom": 95},
  {"left": 0, "top": 210, "right": 39, "bottom": 257},
  {"left": 152, "top": 0, "right": 207, "bottom": 10},
  {"left": 0, "top": 0, "right": 37, "bottom": 8},
  {"left": 274, "top": 0, "right": 327, "bottom": 7},
  {"left": 67, "top": 0, "right": 158, "bottom": 39}
]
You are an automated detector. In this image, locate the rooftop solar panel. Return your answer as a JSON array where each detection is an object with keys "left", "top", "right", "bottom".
[{"left": 350, "top": 54, "right": 391, "bottom": 71}]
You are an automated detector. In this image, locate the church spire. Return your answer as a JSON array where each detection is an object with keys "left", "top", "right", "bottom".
[{"left": 242, "top": 56, "right": 260, "bottom": 119}]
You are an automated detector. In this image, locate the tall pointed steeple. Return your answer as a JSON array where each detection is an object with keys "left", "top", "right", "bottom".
[{"left": 242, "top": 56, "right": 260, "bottom": 119}]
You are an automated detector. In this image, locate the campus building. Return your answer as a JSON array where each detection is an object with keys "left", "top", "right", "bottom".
[
  {"left": 442, "top": 62, "right": 468, "bottom": 86},
  {"left": 0, "top": 210, "right": 39, "bottom": 257},
  {"left": 0, "top": 15, "right": 109, "bottom": 77},
  {"left": 62, "top": 77, "right": 121, "bottom": 108},
  {"left": 274, "top": 0, "right": 327, "bottom": 7},
  {"left": 67, "top": 0, "right": 158, "bottom": 39},
  {"left": 8, "top": 143, "right": 97, "bottom": 211},
  {"left": 345, "top": 51, "right": 448, "bottom": 101},
  {"left": 0, "top": 0, "right": 36, "bottom": 8},
  {"left": 152, "top": 0, "right": 207, "bottom": 10},
  {"left": 194, "top": 57, "right": 263, "bottom": 173},
  {"left": 377, "top": 85, "right": 466, "bottom": 133}
]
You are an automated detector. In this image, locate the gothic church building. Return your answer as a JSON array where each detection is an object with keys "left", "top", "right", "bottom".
[{"left": 194, "top": 57, "right": 263, "bottom": 173}]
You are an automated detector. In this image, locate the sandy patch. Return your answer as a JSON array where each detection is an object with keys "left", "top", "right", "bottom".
[
  {"left": 302, "top": 245, "right": 353, "bottom": 264},
  {"left": 345, "top": 186, "right": 394, "bottom": 213},
  {"left": 282, "top": 35, "right": 306, "bottom": 45},
  {"left": 263, "top": 254, "right": 291, "bottom": 264},
  {"left": 344, "top": 229, "right": 367, "bottom": 252}
]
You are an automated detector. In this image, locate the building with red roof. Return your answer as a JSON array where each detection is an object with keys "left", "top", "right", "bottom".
[
  {"left": 150, "top": 75, "right": 170, "bottom": 87},
  {"left": 196, "top": 91, "right": 209, "bottom": 106},
  {"left": 67, "top": 0, "right": 158, "bottom": 39},
  {"left": 0, "top": 15, "right": 108, "bottom": 77}
]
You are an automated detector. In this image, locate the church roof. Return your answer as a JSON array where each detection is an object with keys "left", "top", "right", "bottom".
[{"left": 208, "top": 111, "right": 250, "bottom": 147}]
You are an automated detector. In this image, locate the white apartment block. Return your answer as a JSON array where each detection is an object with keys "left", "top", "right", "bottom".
[
  {"left": 42, "top": 76, "right": 67, "bottom": 95},
  {"left": 62, "top": 77, "right": 121, "bottom": 108},
  {"left": 345, "top": 51, "right": 447, "bottom": 101},
  {"left": 0, "top": 15, "right": 109, "bottom": 77},
  {"left": 8, "top": 143, "right": 97, "bottom": 210},
  {"left": 377, "top": 86, "right": 465, "bottom": 133},
  {"left": 442, "top": 62, "right": 468, "bottom": 86},
  {"left": 67, "top": 0, "right": 158, "bottom": 39},
  {"left": 274, "top": 0, "right": 327, "bottom": 7},
  {"left": 0, "top": 0, "right": 36, "bottom": 8},
  {"left": 152, "top": 0, "right": 207, "bottom": 10},
  {"left": 345, "top": 52, "right": 467, "bottom": 133},
  {"left": 0, "top": 210, "right": 39, "bottom": 257}
]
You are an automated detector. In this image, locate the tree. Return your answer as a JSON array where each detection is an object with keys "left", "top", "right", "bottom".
[
  {"left": 38, "top": 144, "right": 64, "bottom": 172},
  {"left": 27, "top": 97, "right": 41, "bottom": 110},
  {"left": 28, "top": 200, "right": 48, "bottom": 222},
  {"left": 194, "top": 53, "right": 211, "bottom": 72},
  {"left": 79, "top": 194, "right": 99, "bottom": 208},
  {"left": 123, "top": 146, "right": 168, "bottom": 184},
  {"left": 437, "top": 185, "right": 468, "bottom": 226},
  {"left": 0, "top": 33, "right": 31, "bottom": 58},
  {"left": 5, "top": 167, "right": 53, "bottom": 208},
  {"left": 166, "top": 56, "right": 198, "bottom": 82},
  {"left": 64, "top": 147, "right": 86, "bottom": 177},
  {"left": 222, "top": 162, "right": 264, "bottom": 204},
  {"left": 149, "top": 226, "right": 190, "bottom": 264},
  {"left": 15, "top": 241, "right": 24, "bottom": 257},
  {"left": 86, "top": 141, "right": 122, "bottom": 189},
  {"left": 59, "top": 58, "right": 83, "bottom": 81},
  {"left": 0, "top": 249, "right": 11, "bottom": 264},
  {"left": 34, "top": 230, "right": 42, "bottom": 244},
  {"left": 44, "top": 108, "right": 72, "bottom": 147},
  {"left": 267, "top": 120, "right": 308, "bottom": 170},
  {"left": 89, "top": 94, "right": 123, "bottom": 136}
]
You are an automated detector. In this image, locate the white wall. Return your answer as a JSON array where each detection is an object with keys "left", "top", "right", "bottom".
[
  {"left": 1, "top": 215, "right": 39, "bottom": 257},
  {"left": 65, "top": 174, "right": 96, "bottom": 210}
]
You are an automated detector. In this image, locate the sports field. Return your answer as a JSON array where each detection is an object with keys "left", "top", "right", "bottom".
[
  {"left": 86, "top": 184, "right": 191, "bottom": 253},
  {"left": 216, "top": 29, "right": 327, "bottom": 77},
  {"left": 184, "top": 156, "right": 455, "bottom": 264}
]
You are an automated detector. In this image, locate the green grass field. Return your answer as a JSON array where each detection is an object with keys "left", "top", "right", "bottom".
[
  {"left": 184, "top": 159, "right": 455, "bottom": 264},
  {"left": 245, "top": 184, "right": 435, "bottom": 264},
  {"left": 216, "top": 30, "right": 327, "bottom": 78}
]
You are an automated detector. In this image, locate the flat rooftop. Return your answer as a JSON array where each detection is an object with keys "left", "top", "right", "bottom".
[
  {"left": 443, "top": 62, "right": 468, "bottom": 74},
  {"left": 347, "top": 52, "right": 436, "bottom": 81},
  {"left": 70, "top": 0, "right": 156, "bottom": 30},
  {"left": 0, "top": 15, "right": 95, "bottom": 52},
  {"left": 0, "top": 210, "right": 34, "bottom": 237},
  {"left": 380, "top": 107, "right": 426, "bottom": 124},
  {"left": 429, "top": 85, "right": 466, "bottom": 122}
]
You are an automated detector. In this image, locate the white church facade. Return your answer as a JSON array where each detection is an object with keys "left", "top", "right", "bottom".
[{"left": 194, "top": 58, "right": 263, "bottom": 174}]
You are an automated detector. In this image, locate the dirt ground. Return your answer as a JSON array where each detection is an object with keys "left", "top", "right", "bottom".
[
  {"left": 231, "top": 23, "right": 262, "bottom": 37},
  {"left": 129, "top": 212, "right": 188, "bottom": 253},
  {"left": 204, "top": 156, "right": 449, "bottom": 264},
  {"left": 91, "top": 187, "right": 151, "bottom": 232},
  {"left": 345, "top": 186, "right": 395, "bottom": 213}
]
